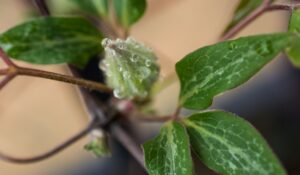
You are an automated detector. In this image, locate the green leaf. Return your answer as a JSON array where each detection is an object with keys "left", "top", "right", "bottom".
[
  {"left": 113, "top": 0, "right": 146, "bottom": 29},
  {"left": 286, "top": 10, "right": 300, "bottom": 67},
  {"left": 176, "top": 33, "right": 296, "bottom": 110},
  {"left": 71, "top": 0, "right": 109, "bottom": 18},
  {"left": 184, "top": 110, "right": 286, "bottom": 175},
  {"left": 143, "top": 121, "right": 193, "bottom": 175},
  {"left": 223, "top": 0, "right": 263, "bottom": 34},
  {"left": 0, "top": 17, "right": 102, "bottom": 67},
  {"left": 288, "top": 9, "right": 300, "bottom": 34}
]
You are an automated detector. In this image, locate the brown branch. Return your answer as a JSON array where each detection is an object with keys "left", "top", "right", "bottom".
[
  {"left": 0, "top": 48, "right": 112, "bottom": 93},
  {"left": 221, "top": 0, "right": 271, "bottom": 41},
  {"left": 221, "top": 1, "right": 300, "bottom": 41},
  {"left": 0, "top": 117, "right": 97, "bottom": 164},
  {"left": 17, "top": 67, "right": 112, "bottom": 93},
  {"left": 266, "top": 3, "right": 300, "bottom": 11},
  {"left": 34, "top": 0, "right": 50, "bottom": 16}
]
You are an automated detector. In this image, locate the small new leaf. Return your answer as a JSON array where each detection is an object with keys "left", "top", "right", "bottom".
[
  {"left": 176, "top": 33, "right": 295, "bottom": 110},
  {"left": 286, "top": 9, "right": 300, "bottom": 67},
  {"left": 0, "top": 17, "right": 103, "bottom": 67},
  {"left": 143, "top": 122, "right": 193, "bottom": 175},
  {"left": 184, "top": 110, "right": 286, "bottom": 175},
  {"left": 113, "top": 0, "right": 146, "bottom": 29}
]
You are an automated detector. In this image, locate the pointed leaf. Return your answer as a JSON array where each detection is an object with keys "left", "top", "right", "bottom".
[
  {"left": 286, "top": 9, "right": 300, "bottom": 67},
  {"left": 176, "top": 33, "right": 296, "bottom": 110},
  {"left": 0, "top": 17, "right": 103, "bottom": 67},
  {"left": 143, "top": 122, "right": 193, "bottom": 175},
  {"left": 113, "top": 0, "right": 146, "bottom": 28},
  {"left": 184, "top": 110, "right": 286, "bottom": 175}
]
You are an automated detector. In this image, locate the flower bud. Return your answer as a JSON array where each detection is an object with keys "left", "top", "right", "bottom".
[{"left": 100, "top": 37, "right": 159, "bottom": 99}]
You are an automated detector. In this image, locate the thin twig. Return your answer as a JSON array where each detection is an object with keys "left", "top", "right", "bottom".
[
  {"left": 221, "top": 0, "right": 271, "bottom": 41},
  {"left": 0, "top": 48, "right": 112, "bottom": 93},
  {"left": 0, "top": 117, "right": 97, "bottom": 164},
  {"left": 17, "top": 66, "right": 112, "bottom": 93},
  {"left": 266, "top": 3, "right": 300, "bottom": 11},
  {"left": 34, "top": 0, "right": 50, "bottom": 16},
  {"left": 221, "top": 1, "right": 300, "bottom": 41}
]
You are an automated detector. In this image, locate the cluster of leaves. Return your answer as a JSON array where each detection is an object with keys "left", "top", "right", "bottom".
[{"left": 1, "top": 0, "right": 300, "bottom": 175}]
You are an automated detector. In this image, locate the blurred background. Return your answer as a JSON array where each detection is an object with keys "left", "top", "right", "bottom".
[{"left": 0, "top": 0, "right": 299, "bottom": 174}]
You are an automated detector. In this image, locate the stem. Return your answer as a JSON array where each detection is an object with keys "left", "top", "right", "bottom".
[
  {"left": 221, "top": 1, "right": 300, "bottom": 41},
  {"left": 170, "top": 106, "right": 181, "bottom": 121},
  {"left": 266, "top": 3, "right": 300, "bottom": 11},
  {"left": 0, "top": 117, "right": 97, "bottom": 163},
  {"left": 0, "top": 48, "right": 112, "bottom": 93},
  {"left": 34, "top": 0, "right": 50, "bottom": 16},
  {"left": 17, "top": 66, "right": 112, "bottom": 93},
  {"left": 221, "top": 0, "right": 271, "bottom": 41}
]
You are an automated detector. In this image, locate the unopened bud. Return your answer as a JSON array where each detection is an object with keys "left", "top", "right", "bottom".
[{"left": 100, "top": 37, "right": 159, "bottom": 99}]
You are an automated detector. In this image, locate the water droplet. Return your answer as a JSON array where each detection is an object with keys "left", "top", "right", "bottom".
[
  {"left": 139, "top": 67, "right": 151, "bottom": 79},
  {"left": 111, "top": 50, "right": 117, "bottom": 56},
  {"left": 99, "top": 62, "right": 107, "bottom": 71},
  {"left": 114, "top": 89, "right": 125, "bottom": 99},
  {"left": 145, "top": 59, "right": 151, "bottom": 67},
  {"left": 130, "top": 54, "right": 138, "bottom": 62},
  {"left": 118, "top": 43, "right": 125, "bottom": 49},
  {"left": 101, "top": 38, "right": 112, "bottom": 47}
]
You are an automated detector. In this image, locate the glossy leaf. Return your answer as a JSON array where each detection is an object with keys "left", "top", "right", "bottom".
[
  {"left": 0, "top": 17, "right": 102, "bottom": 67},
  {"left": 184, "top": 110, "right": 286, "bottom": 175},
  {"left": 286, "top": 10, "right": 300, "bottom": 67},
  {"left": 223, "top": 0, "right": 273, "bottom": 34},
  {"left": 176, "top": 33, "right": 295, "bottom": 110},
  {"left": 143, "top": 122, "right": 193, "bottom": 175},
  {"left": 71, "top": 0, "right": 109, "bottom": 17},
  {"left": 113, "top": 0, "right": 146, "bottom": 28}
]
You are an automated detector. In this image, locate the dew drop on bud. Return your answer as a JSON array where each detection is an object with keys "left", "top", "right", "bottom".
[
  {"left": 145, "top": 59, "right": 151, "bottom": 67},
  {"left": 114, "top": 89, "right": 125, "bottom": 99},
  {"left": 130, "top": 54, "right": 138, "bottom": 62},
  {"left": 100, "top": 37, "right": 160, "bottom": 99},
  {"left": 101, "top": 38, "right": 112, "bottom": 47}
]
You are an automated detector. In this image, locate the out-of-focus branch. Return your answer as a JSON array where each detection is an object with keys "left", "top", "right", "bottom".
[
  {"left": 0, "top": 117, "right": 97, "bottom": 163},
  {"left": 221, "top": 0, "right": 300, "bottom": 41}
]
